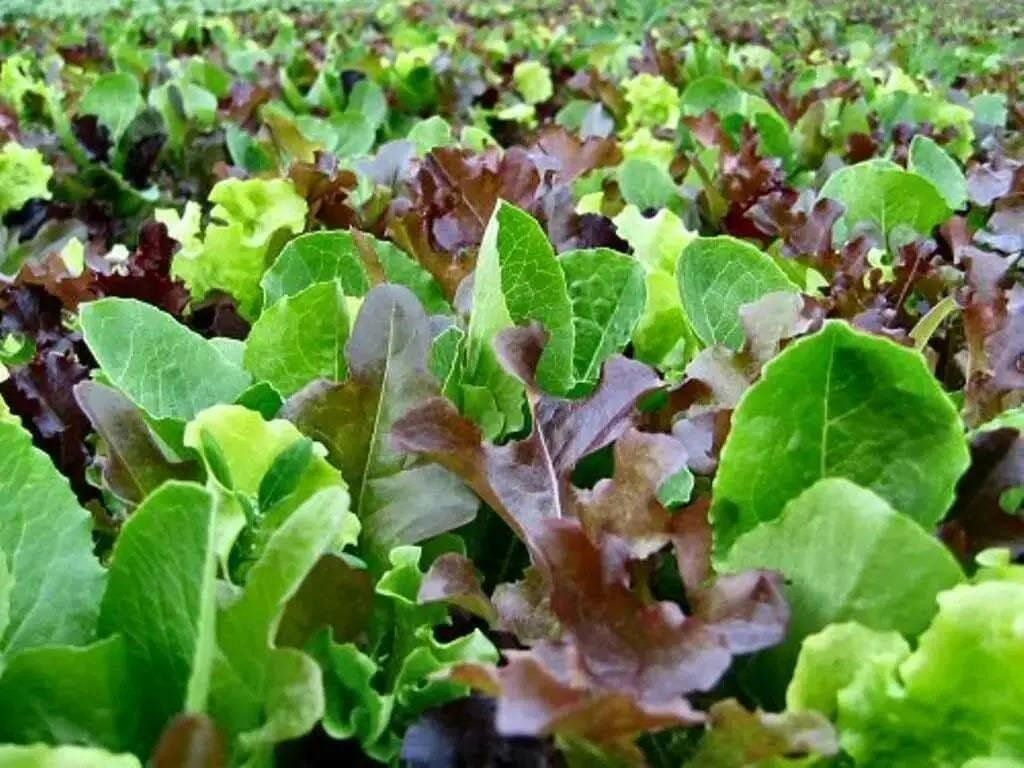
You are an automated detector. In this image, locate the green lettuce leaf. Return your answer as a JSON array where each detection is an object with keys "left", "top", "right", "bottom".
[
  {"left": 908, "top": 135, "right": 967, "bottom": 211},
  {"left": 677, "top": 236, "right": 798, "bottom": 350},
  {"left": 457, "top": 201, "right": 575, "bottom": 437},
  {"left": 789, "top": 557, "right": 1024, "bottom": 766},
  {"left": 209, "top": 487, "right": 353, "bottom": 766},
  {"left": 559, "top": 247, "right": 646, "bottom": 389},
  {"left": 0, "top": 745, "right": 141, "bottom": 768},
  {"left": 312, "top": 544, "right": 497, "bottom": 763},
  {"left": 723, "top": 478, "right": 963, "bottom": 701},
  {"left": 712, "top": 321, "right": 969, "bottom": 554},
  {"left": 97, "top": 482, "right": 218, "bottom": 755},
  {"left": 0, "top": 142, "right": 53, "bottom": 215},
  {"left": 80, "top": 298, "right": 253, "bottom": 422},
  {"left": 170, "top": 178, "right": 307, "bottom": 319},
  {"left": 182, "top": 405, "right": 351, "bottom": 570},
  {"left": 80, "top": 72, "right": 143, "bottom": 142},
  {"left": 0, "top": 419, "right": 105, "bottom": 654},
  {"left": 244, "top": 281, "right": 350, "bottom": 397}
]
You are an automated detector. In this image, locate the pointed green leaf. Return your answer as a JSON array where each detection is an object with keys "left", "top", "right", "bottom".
[{"left": 908, "top": 135, "right": 968, "bottom": 211}]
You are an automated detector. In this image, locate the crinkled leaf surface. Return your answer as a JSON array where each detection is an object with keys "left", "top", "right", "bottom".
[
  {"left": 559, "top": 248, "right": 646, "bottom": 388},
  {"left": 0, "top": 745, "right": 141, "bottom": 768},
  {"left": 712, "top": 321, "right": 969, "bottom": 554}
]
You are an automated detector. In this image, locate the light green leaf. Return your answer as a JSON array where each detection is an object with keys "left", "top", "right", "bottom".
[
  {"left": 171, "top": 178, "right": 307, "bottom": 319},
  {"left": 724, "top": 478, "right": 962, "bottom": 699},
  {"left": 681, "top": 75, "right": 745, "bottom": 117},
  {"left": 908, "top": 135, "right": 968, "bottom": 211},
  {"left": 678, "top": 236, "right": 798, "bottom": 350},
  {"left": 209, "top": 487, "right": 350, "bottom": 762},
  {"left": 0, "top": 744, "right": 141, "bottom": 768},
  {"left": 0, "top": 142, "right": 53, "bottom": 215},
  {"left": 245, "top": 281, "right": 350, "bottom": 397},
  {"left": 80, "top": 73, "right": 143, "bottom": 141},
  {"left": 0, "top": 636, "right": 130, "bottom": 749},
  {"left": 460, "top": 201, "right": 574, "bottom": 437},
  {"left": 183, "top": 405, "right": 348, "bottom": 567},
  {"left": 613, "top": 204, "right": 698, "bottom": 373},
  {"left": 818, "top": 159, "right": 952, "bottom": 240},
  {"left": 617, "top": 158, "right": 677, "bottom": 210},
  {"left": 261, "top": 230, "right": 448, "bottom": 314},
  {"left": 0, "top": 419, "right": 105, "bottom": 654},
  {"left": 407, "top": 116, "right": 453, "bottom": 155},
  {"left": 80, "top": 298, "right": 252, "bottom": 421},
  {"left": 513, "top": 61, "right": 553, "bottom": 105},
  {"left": 787, "top": 622, "right": 909, "bottom": 719},
  {"left": 712, "top": 321, "right": 969, "bottom": 554},
  {"left": 97, "top": 482, "right": 217, "bottom": 755},
  {"left": 559, "top": 248, "right": 646, "bottom": 386}
]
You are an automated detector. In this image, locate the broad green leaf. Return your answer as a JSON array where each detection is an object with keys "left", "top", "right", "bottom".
[
  {"left": 209, "top": 487, "right": 351, "bottom": 763},
  {"left": 461, "top": 201, "right": 574, "bottom": 437},
  {"left": 0, "top": 744, "right": 140, "bottom": 768},
  {"left": 613, "top": 204, "right": 698, "bottom": 373},
  {"left": 183, "top": 405, "right": 348, "bottom": 567},
  {"left": 724, "top": 478, "right": 963, "bottom": 701},
  {"left": 406, "top": 116, "right": 453, "bottom": 155},
  {"left": 559, "top": 248, "right": 646, "bottom": 386},
  {"left": 170, "top": 178, "right": 307, "bottom": 319},
  {"left": 712, "top": 321, "right": 969, "bottom": 554},
  {"left": 908, "top": 135, "right": 968, "bottom": 211},
  {"left": 261, "top": 230, "right": 448, "bottom": 314},
  {"left": 244, "top": 281, "right": 350, "bottom": 397},
  {"left": 0, "top": 636, "right": 130, "bottom": 749},
  {"left": 284, "top": 286, "right": 477, "bottom": 557},
  {"left": 0, "top": 419, "right": 104, "bottom": 654},
  {"left": 678, "top": 236, "right": 798, "bottom": 350},
  {"left": 98, "top": 482, "right": 217, "bottom": 755},
  {"left": 681, "top": 75, "right": 745, "bottom": 117},
  {"left": 80, "top": 298, "right": 252, "bottom": 421},
  {"left": 818, "top": 159, "right": 952, "bottom": 240},
  {"left": 617, "top": 158, "right": 677, "bottom": 210},
  {"left": 330, "top": 112, "right": 376, "bottom": 157},
  {"left": 80, "top": 72, "right": 143, "bottom": 141},
  {"left": 0, "top": 555, "right": 9, "bottom": 643},
  {"left": 0, "top": 142, "right": 53, "bottom": 215}
]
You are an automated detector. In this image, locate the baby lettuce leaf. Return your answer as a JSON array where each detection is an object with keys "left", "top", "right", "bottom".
[
  {"left": 312, "top": 545, "right": 497, "bottom": 763},
  {"left": 283, "top": 286, "right": 477, "bottom": 558},
  {"left": 168, "top": 178, "right": 307, "bottom": 319},
  {"left": 788, "top": 556, "right": 1024, "bottom": 766},
  {"left": 613, "top": 204, "right": 698, "bottom": 375},
  {"left": 244, "top": 281, "right": 350, "bottom": 397},
  {"left": 97, "top": 482, "right": 217, "bottom": 756},
  {"left": 80, "top": 298, "right": 252, "bottom": 422},
  {"left": 74, "top": 381, "right": 199, "bottom": 507},
  {"left": 0, "top": 636, "right": 130, "bottom": 749},
  {"left": 712, "top": 321, "right": 969, "bottom": 555},
  {"left": 559, "top": 248, "right": 646, "bottom": 389},
  {"left": 723, "top": 478, "right": 963, "bottom": 703},
  {"left": 261, "top": 230, "right": 448, "bottom": 314},
  {"left": 0, "top": 745, "right": 141, "bottom": 767},
  {"left": 458, "top": 201, "right": 575, "bottom": 438},
  {"left": 208, "top": 486, "right": 353, "bottom": 765},
  {"left": 677, "top": 236, "right": 798, "bottom": 350},
  {"left": 0, "top": 418, "right": 105, "bottom": 654},
  {"left": 817, "top": 159, "right": 952, "bottom": 241},
  {"left": 908, "top": 135, "right": 968, "bottom": 211},
  {"left": 80, "top": 72, "right": 143, "bottom": 143},
  {"left": 182, "top": 405, "right": 351, "bottom": 570}
]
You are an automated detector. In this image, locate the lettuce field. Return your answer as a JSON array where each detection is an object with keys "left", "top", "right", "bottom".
[{"left": 0, "top": 1, "right": 1023, "bottom": 766}]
